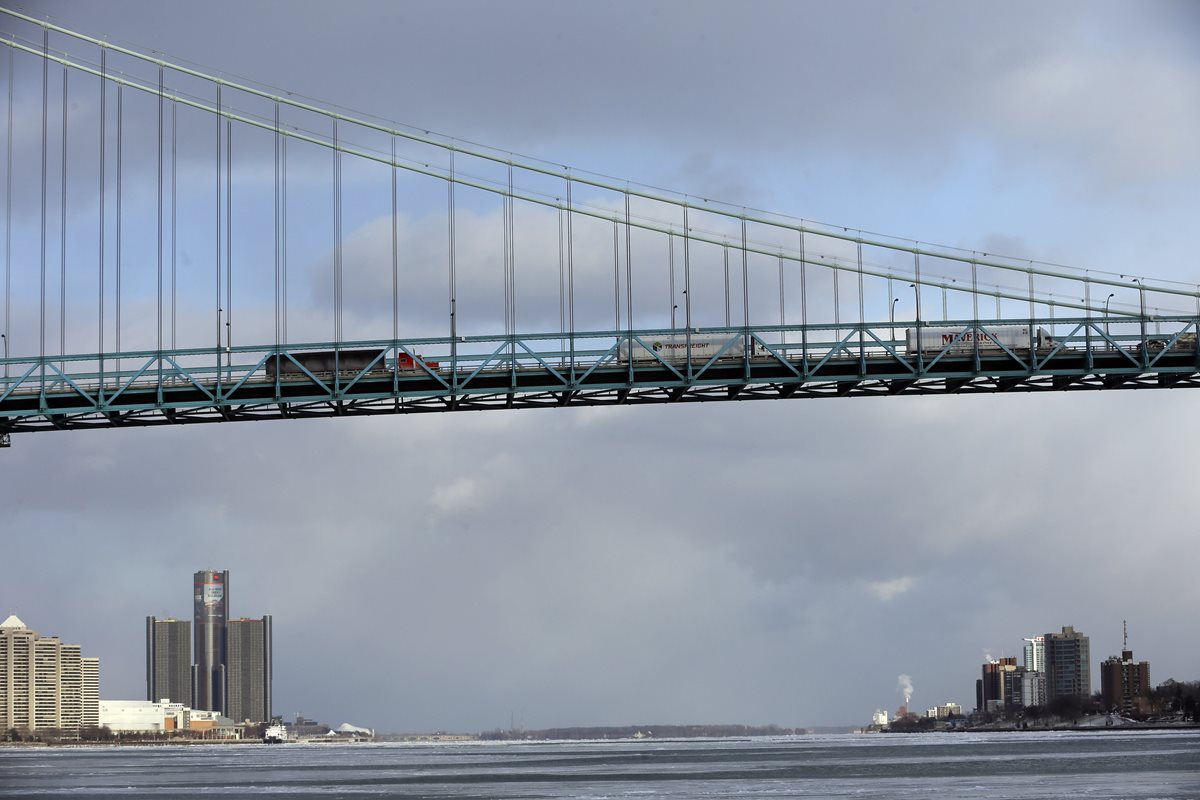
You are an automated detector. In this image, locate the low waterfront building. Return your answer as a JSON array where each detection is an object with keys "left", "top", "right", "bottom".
[{"left": 99, "top": 699, "right": 189, "bottom": 732}]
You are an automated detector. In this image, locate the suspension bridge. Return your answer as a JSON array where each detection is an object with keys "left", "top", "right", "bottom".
[{"left": 2, "top": 7, "right": 1198, "bottom": 448}]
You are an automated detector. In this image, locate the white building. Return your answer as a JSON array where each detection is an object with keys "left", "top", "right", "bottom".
[
  {"left": 1023, "top": 636, "right": 1046, "bottom": 672},
  {"left": 871, "top": 709, "right": 889, "bottom": 726},
  {"left": 99, "top": 699, "right": 190, "bottom": 732}
]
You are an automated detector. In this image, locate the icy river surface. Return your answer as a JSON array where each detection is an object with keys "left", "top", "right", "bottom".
[{"left": 1, "top": 729, "right": 1198, "bottom": 799}]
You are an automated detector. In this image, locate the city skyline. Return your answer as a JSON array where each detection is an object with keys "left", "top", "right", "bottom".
[{"left": 1, "top": 0, "right": 1198, "bottom": 731}]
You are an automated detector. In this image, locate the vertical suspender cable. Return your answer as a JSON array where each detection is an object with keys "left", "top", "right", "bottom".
[
  {"left": 215, "top": 84, "right": 221, "bottom": 369},
  {"left": 3, "top": 46, "right": 11, "bottom": 378},
  {"left": 171, "top": 98, "right": 176, "bottom": 350},
  {"left": 557, "top": 205, "right": 564, "bottom": 359},
  {"left": 778, "top": 254, "right": 785, "bottom": 345},
  {"left": 668, "top": 233, "right": 675, "bottom": 328},
  {"left": 226, "top": 117, "right": 232, "bottom": 369},
  {"left": 683, "top": 206, "right": 692, "bottom": 376},
  {"left": 507, "top": 163, "right": 516, "bottom": 345},
  {"left": 156, "top": 66, "right": 163, "bottom": 358},
  {"left": 612, "top": 220, "right": 619, "bottom": 332},
  {"left": 502, "top": 166, "right": 510, "bottom": 342},
  {"left": 624, "top": 190, "right": 633, "bottom": 361},
  {"left": 274, "top": 101, "right": 280, "bottom": 350},
  {"left": 98, "top": 48, "right": 105, "bottom": 384},
  {"left": 683, "top": 206, "right": 691, "bottom": 332},
  {"left": 856, "top": 239, "right": 865, "bottom": 358},
  {"left": 116, "top": 82, "right": 123, "bottom": 366},
  {"left": 740, "top": 216, "right": 749, "bottom": 330},
  {"left": 391, "top": 136, "right": 398, "bottom": 343},
  {"left": 723, "top": 245, "right": 730, "bottom": 328},
  {"left": 566, "top": 176, "right": 574, "bottom": 372},
  {"left": 833, "top": 252, "right": 840, "bottom": 329},
  {"left": 40, "top": 30, "right": 47, "bottom": 372},
  {"left": 448, "top": 148, "right": 456, "bottom": 374},
  {"left": 60, "top": 66, "right": 68, "bottom": 367},
  {"left": 281, "top": 130, "right": 287, "bottom": 345},
  {"left": 799, "top": 231, "right": 808, "bottom": 371},
  {"left": 332, "top": 118, "right": 341, "bottom": 345}
]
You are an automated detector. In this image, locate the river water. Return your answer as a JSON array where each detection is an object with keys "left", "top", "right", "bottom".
[{"left": 1, "top": 730, "right": 1197, "bottom": 798}]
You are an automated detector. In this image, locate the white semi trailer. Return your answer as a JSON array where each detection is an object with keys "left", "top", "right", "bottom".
[
  {"left": 905, "top": 326, "right": 1054, "bottom": 355},
  {"left": 618, "top": 333, "right": 756, "bottom": 363}
]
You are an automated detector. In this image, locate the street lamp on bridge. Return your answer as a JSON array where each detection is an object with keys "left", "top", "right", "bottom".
[
  {"left": 1104, "top": 292, "right": 1115, "bottom": 342},
  {"left": 1131, "top": 277, "right": 1147, "bottom": 351}
]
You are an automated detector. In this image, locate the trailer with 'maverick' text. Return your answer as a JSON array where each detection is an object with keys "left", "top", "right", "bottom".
[{"left": 905, "top": 326, "right": 1054, "bottom": 356}]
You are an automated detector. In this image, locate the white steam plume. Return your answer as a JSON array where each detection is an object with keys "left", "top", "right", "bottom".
[{"left": 896, "top": 674, "right": 914, "bottom": 705}]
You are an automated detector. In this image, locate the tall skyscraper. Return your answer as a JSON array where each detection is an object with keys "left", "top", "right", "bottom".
[
  {"left": 192, "top": 570, "right": 228, "bottom": 713},
  {"left": 146, "top": 617, "right": 191, "bottom": 705},
  {"left": 226, "top": 617, "right": 273, "bottom": 723},
  {"left": 1045, "top": 625, "right": 1091, "bottom": 700},
  {"left": 0, "top": 615, "right": 98, "bottom": 734}
]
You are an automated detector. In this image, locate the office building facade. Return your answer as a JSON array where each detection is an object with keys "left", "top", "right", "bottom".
[
  {"left": 192, "top": 570, "right": 228, "bottom": 713},
  {"left": 146, "top": 617, "right": 191, "bottom": 705},
  {"left": 1045, "top": 625, "right": 1091, "bottom": 700},
  {"left": 225, "top": 616, "right": 273, "bottom": 723}
]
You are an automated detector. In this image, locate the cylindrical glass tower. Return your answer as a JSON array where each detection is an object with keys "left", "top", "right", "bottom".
[{"left": 192, "top": 569, "right": 228, "bottom": 713}]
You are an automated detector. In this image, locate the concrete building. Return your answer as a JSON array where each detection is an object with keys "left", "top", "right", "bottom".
[
  {"left": 1101, "top": 649, "right": 1151, "bottom": 716},
  {"left": 1021, "top": 669, "right": 1047, "bottom": 708},
  {"left": 1045, "top": 626, "right": 1091, "bottom": 700},
  {"left": 226, "top": 617, "right": 272, "bottom": 723},
  {"left": 81, "top": 657, "right": 99, "bottom": 728},
  {"left": 146, "top": 617, "right": 191, "bottom": 706},
  {"left": 192, "top": 570, "right": 228, "bottom": 713},
  {"left": 0, "top": 615, "right": 98, "bottom": 735}
]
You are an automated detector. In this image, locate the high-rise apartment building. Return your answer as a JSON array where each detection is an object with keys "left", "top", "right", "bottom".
[
  {"left": 192, "top": 570, "right": 228, "bottom": 713},
  {"left": 1045, "top": 625, "right": 1091, "bottom": 700},
  {"left": 225, "top": 617, "right": 273, "bottom": 723},
  {"left": 1101, "top": 649, "right": 1150, "bottom": 716},
  {"left": 1023, "top": 636, "right": 1045, "bottom": 672},
  {"left": 146, "top": 617, "right": 191, "bottom": 705},
  {"left": 81, "top": 657, "right": 99, "bottom": 729},
  {"left": 0, "top": 615, "right": 98, "bottom": 734}
]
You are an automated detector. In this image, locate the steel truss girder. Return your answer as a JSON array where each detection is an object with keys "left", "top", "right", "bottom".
[{"left": 1, "top": 319, "right": 1198, "bottom": 438}]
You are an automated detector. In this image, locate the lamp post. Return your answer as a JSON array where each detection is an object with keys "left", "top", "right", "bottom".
[
  {"left": 1104, "top": 293, "right": 1115, "bottom": 342},
  {"left": 1131, "top": 277, "right": 1146, "bottom": 355},
  {"left": 890, "top": 297, "right": 899, "bottom": 327},
  {"left": 1, "top": 332, "right": 6, "bottom": 380}
]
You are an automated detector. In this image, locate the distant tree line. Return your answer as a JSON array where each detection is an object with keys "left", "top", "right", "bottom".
[{"left": 480, "top": 724, "right": 796, "bottom": 740}]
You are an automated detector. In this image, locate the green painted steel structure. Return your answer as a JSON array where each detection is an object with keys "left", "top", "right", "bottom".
[
  {"left": 2, "top": 318, "right": 1198, "bottom": 440},
  {"left": 1, "top": 10, "right": 1197, "bottom": 449}
]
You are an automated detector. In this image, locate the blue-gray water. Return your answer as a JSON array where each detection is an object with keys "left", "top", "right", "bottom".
[{"left": 1, "top": 730, "right": 1198, "bottom": 798}]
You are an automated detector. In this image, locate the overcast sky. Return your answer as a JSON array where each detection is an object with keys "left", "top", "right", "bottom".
[{"left": 2, "top": 0, "right": 1198, "bottom": 732}]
